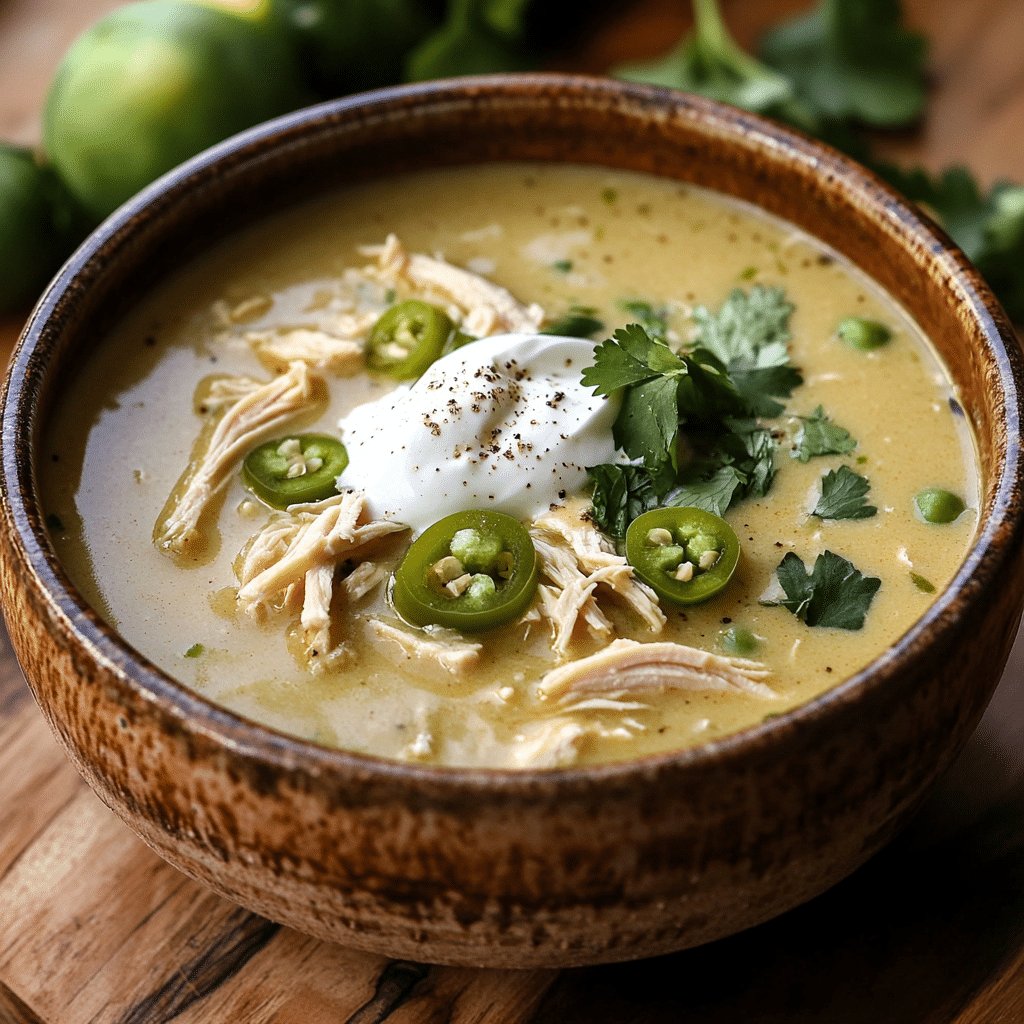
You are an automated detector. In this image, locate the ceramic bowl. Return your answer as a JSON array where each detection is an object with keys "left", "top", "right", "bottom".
[{"left": 2, "top": 76, "right": 1023, "bottom": 969}]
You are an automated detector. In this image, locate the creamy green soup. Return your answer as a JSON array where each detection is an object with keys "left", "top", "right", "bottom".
[{"left": 42, "top": 163, "right": 978, "bottom": 768}]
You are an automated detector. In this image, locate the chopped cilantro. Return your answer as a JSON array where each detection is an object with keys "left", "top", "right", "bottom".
[
  {"left": 793, "top": 405, "right": 857, "bottom": 461},
  {"left": 812, "top": 465, "right": 877, "bottom": 520},
  {"left": 740, "top": 266, "right": 758, "bottom": 280},
  {"left": 772, "top": 550, "right": 881, "bottom": 629},
  {"left": 45, "top": 513, "right": 65, "bottom": 532},
  {"left": 601, "top": 187, "right": 618, "bottom": 204},
  {"left": 692, "top": 285, "right": 802, "bottom": 417},
  {"left": 184, "top": 643, "right": 205, "bottom": 658},
  {"left": 910, "top": 572, "right": 936, "bottom": 594},
  {"left": 542, "top": 305, "right": 604, "bottom": 339},
  {"left": 550, "top": 259, "right": 573, "bottom": 273},
  {"left": 618, "top": 299, "right": 669, "bottom": 342}
]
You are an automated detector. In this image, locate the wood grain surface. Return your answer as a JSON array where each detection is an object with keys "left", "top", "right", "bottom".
[{"left": 2, "top": 1, "right": 1024, "bottom": 1021}]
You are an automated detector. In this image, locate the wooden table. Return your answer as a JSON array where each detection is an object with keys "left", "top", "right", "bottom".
[{"left": 3, "top": 1, "right": 1024, "bottom": 1020}]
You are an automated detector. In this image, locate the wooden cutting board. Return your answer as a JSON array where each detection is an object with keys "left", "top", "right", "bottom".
[{"left": 3, "top": 1, "right": 1024, "bottom": 1020}]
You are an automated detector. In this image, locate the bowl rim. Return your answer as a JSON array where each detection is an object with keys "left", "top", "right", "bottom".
[{"left": 4, "top": 72, "right": 1022, "bottom": 793}]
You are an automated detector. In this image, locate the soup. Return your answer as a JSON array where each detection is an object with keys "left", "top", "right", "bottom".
[{"left": 42, "top": 163, "right": 978, "bottom": 768}]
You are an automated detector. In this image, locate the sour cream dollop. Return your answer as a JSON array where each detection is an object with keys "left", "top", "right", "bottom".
[{"left": 337, "top": 333, "right": 624, "bottom": 532}]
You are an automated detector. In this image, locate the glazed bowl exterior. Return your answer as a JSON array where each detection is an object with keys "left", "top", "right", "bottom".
[{"left": 2, "top": 76, "right": 1023, "bottom": 969}]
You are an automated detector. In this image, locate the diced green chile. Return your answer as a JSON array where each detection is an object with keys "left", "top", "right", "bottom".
[
  {"left": 393, "top": 510, "right": 538, "bottom": 632},
  {"left": 914, "top": 487, "right": 966, "bottom": 524},
  {"left": 625, "top": 507, "right": 740, "bottom": 606},
  {"left": 366, "top": 299, "right": 454, "bottom": 379},
  {"left": 837, "top": 316, "right": 892, "bottom": 350},
  {"left": 242, "top": 433, "right": 348, "bottom": 508}
]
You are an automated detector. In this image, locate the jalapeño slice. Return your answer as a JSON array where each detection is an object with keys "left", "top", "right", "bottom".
[
  {"left": 242, "top": 433, "right": 348, "bottom": 509},
  {"left": 393, "top": 510, "right": 538, "bottom": 632},
  {"left": 625, "top": 507, "right": 740, "bottom": 606},
  {"left": 366, "top": 299, "right": 454, "bottom": 380}
]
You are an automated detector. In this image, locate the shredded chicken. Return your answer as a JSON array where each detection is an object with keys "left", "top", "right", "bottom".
[
  {"left": 369, "top": 618, "right": 482, "bottom": 679},
  {"left": 509, "top": 712, "right": 645, "bottom": 769},
  {"left": 340, "top": 560, "right": 386, "bottom": 602},
  {"left": 529, "top": 513, "right": 666, "bottom": 659},
  {"left": 361, "top": 233, "right": 545, "bottom": 337},
  {"left": 195, "top": 374, "right": 264, "bottom": 413},
  {"left": 154, "top": 362, "right": 322, "bottom": 556},
  {"left": 236, "top": 491, "right": 406, "bottom": 615},
  {"left": 536, "top": 638, "right": 776, "bottom": 702},
  {"left": 243, "top": 327, "right": 365, "bottom": 375}
]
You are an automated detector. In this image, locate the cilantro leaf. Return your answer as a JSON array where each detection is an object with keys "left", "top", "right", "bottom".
[
  {"left": 665, "top": 463, "right": 746, "bottom": 518},
  {"left": 812, "top": 465, "right": 876, "bottom": 520},
  {"left": 581, "top": 324, "right": 684, "bottom": 395},
  {"left": 614, "top": 0, "right": 794, "bottom": 115},
  {"left": 693, "top": 285, "right": 793, "bottom": 363},
  {"left": 586, "top": 464, "right": 658, "bottom": 542},
  {"left": 761, "top": 0, "right": 928, "bottom": 128},
  {"left": 542, "top": 305, "right": 604, "bottom": 339},
  {"left": 691, "top": 286, "right": 801, "bottom": 418},
  {"left": 773, "top": 550, "right": 881, "bottom": 629},
  {"left": 793, "top": 405, "right": 857, "bottom": 461},
  {"left": 618, "top": 299, "right": 670, "bottom": 343}
]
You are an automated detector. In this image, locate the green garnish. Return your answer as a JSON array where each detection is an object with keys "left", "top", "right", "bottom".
[
  {"left": 586, "top": 464, "right": 657, "bottom": 543},
  {"left": 721, "top": 626, "right": 759, "bottom": 656},
  {"left": 601, "top": 187, "right": 618, "bottom": 204},
  {"left": 910, "top": 572, "right": 936, "bottom": 594},
  {"left": 914, "top": 487, "right": 966, "bottom": 524},
  {"left": 618, "top": 299, "right": 669, "bottom": 343},
  {"left": 45, "top": 513, "right": 65, "bottom": 532},
  {"left": 838, "top": 316, "right": 892, "bottom": 350},
  {"left": 184, "top": 643, "right": 205, "bottom": 658},
  {"left": 740, "top": 266, "right": 758, "bottom": 280},
  {"left": 692, "top": 285, "right": 802, "bottom": 418},
  {"left": 812, "top": 465, "right": 877, "bottom": 520},
  {"left": 772, "top": 550, "right": 881, "bottom": 629},
  {"left": 542, "top": 305, "right": 604, "bottom": 339},
  {"left": 792, "top": 405, "right": 857, "bottom": 462},
  {"left": 550, "top": 259, "right": 573, "bottom": 273}
]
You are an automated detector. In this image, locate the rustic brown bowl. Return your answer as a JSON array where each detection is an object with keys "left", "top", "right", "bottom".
[{"left": 2, "top": 76, "right": 1023, "bottom": 969}]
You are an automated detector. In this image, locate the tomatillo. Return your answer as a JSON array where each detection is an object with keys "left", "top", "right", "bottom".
[
  {"left": 625, "top": 507, "right": 740, "bottom": 606},
  {"left": 366, "top": 299, "right": 454, "bottom": 379},
  {"left": 0, "top": 144, "right": 86, "bottom": 313},
  {"left": 43, "top": 0, "right": 304, "bottom": 221},
  {"left": 242, "top": 434, "right": 348, "bottom": 508},
  {"left": 393, "top": 510, "right": 538, "bottom": 632}
]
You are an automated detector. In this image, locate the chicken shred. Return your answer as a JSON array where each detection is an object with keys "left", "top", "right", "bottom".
[
  {"left": 154, "top": 362, "right": 322, "bottom": 556},
  {"left": 529, "top": 513, "right": 666, "bottom": 658},
  {"left": 236, "top": 491, "right": 406, "bottom": 616},
  {"left": 509, "top": 713, "right": 645, "bottom": 769},
  {"left": 536, "top": 638, "right": 776, "bottom": 702},
  {"left": 368, "top": 618, "right": 483, "bottom": 678},
  {"left": 361, "top": 233, "right": 545, "bottom": 337},
  {"left": 243, "top": 326, "right": 366, "bottom": 375}
]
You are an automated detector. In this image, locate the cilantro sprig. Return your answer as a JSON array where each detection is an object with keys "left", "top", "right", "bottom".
[
  {"left": 772, "top": 550, "right": 881, "bottom": 629},
  {"left": 612, "top": 0, "right": 1024, "bottom": 324},
  {"left": 584, "top": 287, "right": 800, "bottom": 537},
  {"left": 793, "top": 405, "right": 857, "bottom": 461},
  {"left": 812, "top": 465, "right": 877, "bottom": 520},
  {"left": 693, "top": 286, "right": 803, "bottom": 417}
]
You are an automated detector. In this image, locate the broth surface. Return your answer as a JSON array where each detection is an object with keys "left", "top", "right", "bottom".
[{"left": 43, "top": 164, "right": 978, "bottom": 768}]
